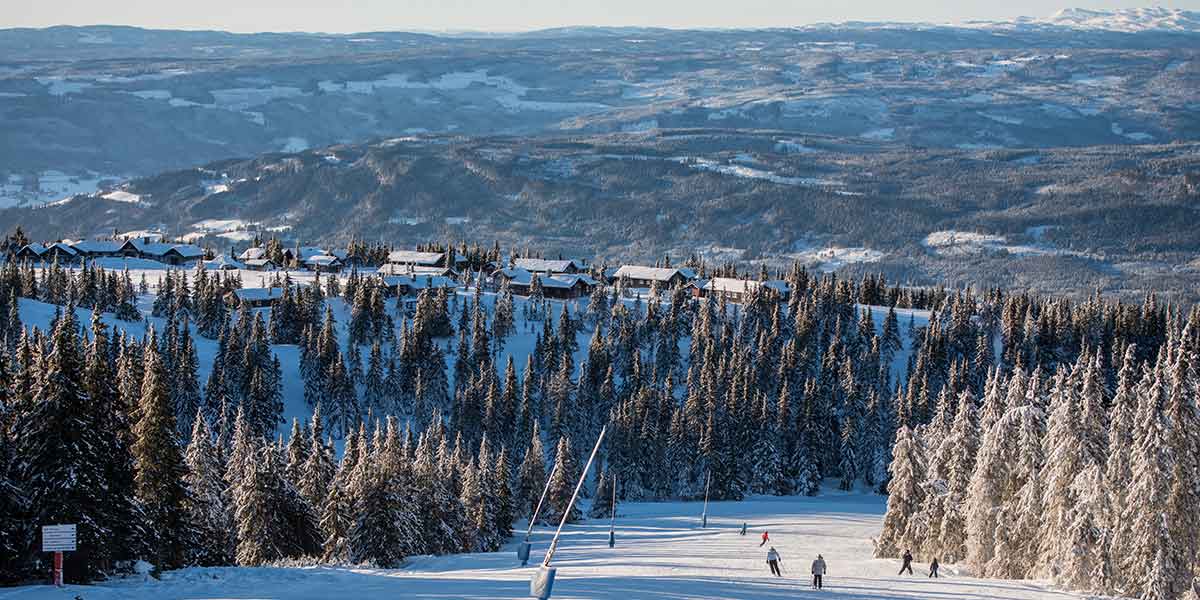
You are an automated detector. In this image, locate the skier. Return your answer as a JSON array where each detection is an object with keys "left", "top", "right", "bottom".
[
  {"left": 811, "top": 554, "right": 827, "bottom": 590},
  {"left": 929, "top": 557, "right": 940, "bottom": 578},
  {"left": 766, "top": 547, "right": 782, "bottom": 577},
  {"left": 760, "top": 530, "right": 770, "bottom": 547},
  {"left": 899, "top": 550, "right": 914, "bottom": 575},
  {"left": 740, "top": 522, "right": 747, "bottom": 536}
]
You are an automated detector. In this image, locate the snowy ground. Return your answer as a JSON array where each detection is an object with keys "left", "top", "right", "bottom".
[{"left": 0, "top": 493, "right": 1090, "bottom": 599}]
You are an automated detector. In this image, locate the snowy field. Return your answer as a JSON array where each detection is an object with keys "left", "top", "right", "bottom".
[{"left": 0, "top": 493, "right": 1091, "bottom": 600}]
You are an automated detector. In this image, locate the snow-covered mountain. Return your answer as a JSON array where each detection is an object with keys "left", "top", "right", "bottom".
[
  {"left": 1031, "top": 7, "right": 1200, "bottom": 33},
  {"left": 807, "top": 6, "right": 1200, "bottom": 33}
]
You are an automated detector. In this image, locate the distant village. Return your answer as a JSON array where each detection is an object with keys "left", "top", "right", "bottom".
[{"left": 8, "top": 231, "right": 792, "bottom": 307}]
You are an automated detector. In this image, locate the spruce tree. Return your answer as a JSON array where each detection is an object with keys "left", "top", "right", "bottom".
[
  {"left": 132, "top": 326, "right": 190, "bottom": 569},
  {"left": 545, "top": 436, "right": 582, "bottom": 524}
]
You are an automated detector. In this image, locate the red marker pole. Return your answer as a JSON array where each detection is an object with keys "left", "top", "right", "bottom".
[{"left": 53, "top": 551, "right": 63, "bottom": 586}]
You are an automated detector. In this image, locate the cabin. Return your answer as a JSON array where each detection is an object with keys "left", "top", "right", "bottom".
[
  {"left": 244, "top": 258, "right": 277, "bottom": 271},
  {"left": 303, "top": 254, "right": 343, "bottom": 273},
  {"left": 387, "top": 250, "right": 448, "bottom": 268},
  {"left": 511, "top": 257, "right": 585, "bottom": 275},
  {"left": 15, "top": 242, "right": 80, "bottom": 263},
  {"left": 119, "top": 238, "right": 205, "bottom": 265},
  {"left": 696, "top": 277, "right": 790, "bottom": 304},
  {"left": 491, "top": 268, "right": 598, "bottom": 299},
  {"left": 238, "top": 247, "right": 270, "bottom": 262},
  {"left": 68, "top": 239, "right": 124, "bottom": 259},
  {"left": 381, "top": 274, "right": 458, "bottom": 296},
  {"left": 204, "top": 255, "right": 244, "bottom": 271},
  {"left": 377, "top": 263, "right": 459, "bottom": 279},
  {"left": 612, "top": 265, "right": 692, "bottom": 289},
  {"left": 226, "top": 287, "right": 286, "bottom": 308}
]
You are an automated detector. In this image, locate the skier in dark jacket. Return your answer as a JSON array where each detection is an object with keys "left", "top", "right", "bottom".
[
  {"left": 899, "top": 550, "right": 914, "bottom": 575},
  {"left": 929, "top": 557, "right": 940, "bottom": 578},
  {"left": 740, "top": 522, "right": 747, "bottom": 536}
]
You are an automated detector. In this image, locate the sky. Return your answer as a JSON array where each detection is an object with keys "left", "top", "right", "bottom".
[{"left": 2, "top": 0, "right": 1198, "bottom": 32}]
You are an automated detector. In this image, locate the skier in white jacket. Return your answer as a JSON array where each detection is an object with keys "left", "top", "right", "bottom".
[{"left": 766, "top": 547, "right": 782, "bottom": 577}]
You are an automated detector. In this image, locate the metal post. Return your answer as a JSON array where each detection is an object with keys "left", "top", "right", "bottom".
[
  {"left": 520, "top": 462, "right": 559, "bottom": 566},
  {"left": 701, "top": 471, "right": 711, "bottom": 528},
  {"left": 53, "top": 551, "right": 62, "bottom": 587},
  {"left": 608, "top": 473, "right": 617, "bottom": 548},
  {"left": 542, "top": 425, "right": 607, "bottom": 568}
]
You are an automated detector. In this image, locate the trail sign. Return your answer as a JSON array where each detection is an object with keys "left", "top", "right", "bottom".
[
  {"left": 42, "top": 524, "right": 75, "bottom": 587},
  {"left": 42, "top": 524, "right": 76, "bottom": 552}
]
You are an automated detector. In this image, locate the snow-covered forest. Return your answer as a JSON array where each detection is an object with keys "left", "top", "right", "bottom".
[{"left": 0, "top": 251, "right": 1197, "bottom": 599}]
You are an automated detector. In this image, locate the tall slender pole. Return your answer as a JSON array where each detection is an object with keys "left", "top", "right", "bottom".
[
  {"left": 542, "top": 426, "right": 607, "bottom": 568},
  {"left": 701, "top": 471, "right": 711, "bottom": 528},
  {"left": 608, "top": 473, "right": 617, "bottom": 548},
  {"left": 525, "top": 462, "right": 560, "bottom": 543}
]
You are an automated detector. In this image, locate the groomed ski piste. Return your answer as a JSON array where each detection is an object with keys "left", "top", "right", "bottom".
[{"left": 3, "top": 492, "right": 1087, "bottom": 599}]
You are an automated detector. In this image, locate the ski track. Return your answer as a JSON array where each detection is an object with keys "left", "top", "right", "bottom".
[{"left": 0, "top": 494, "right": 1086, "bottom": 599}]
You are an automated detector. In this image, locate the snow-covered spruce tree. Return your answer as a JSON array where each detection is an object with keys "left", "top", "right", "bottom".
[
  {"left": 875, "top": 426, "right": 924, "bottom": 558},
  {"left": 132, "top": 326, "right": 191, "bottom": 569},
  {"left": 297, "top": 404, "right": 335, "bottom": 511},
  {"left": 493, "top": 447, "right": 515, "bottom": 541},
  {"left": 172, "top": 324, "right": 203, "bottom": 438},
  {"left": 1164, "top": 343, "right": 1200, "bottom": 593},
  {"left": 1116, "top": 356, "right": 1174, "bottom": 598},
  {"left": 589, "top": 468, "right": 617, "bottom": 519},
  {"left": 347, "top": 455, "right": 415, "bottom": 567},
  {"left": 183, "top": 412, "right": 233, "bottom": 566},
  {"left": 1103, "top": 344, "right": 1139, "bottom": 589},
  {"left": 363, "top": 340, "right": 387, "bottom": 417},
  {"left": 546, "top": 436, "right": 582, "bottom": 525},
  {"left": 517, "top": 423, "right": 548, "bottom": 520},
  {"left": 10, "top": 308, "right": 118, "bottom": 579},
  {"left": 935, "top": 390, "right": 978, "bottom": 564}
]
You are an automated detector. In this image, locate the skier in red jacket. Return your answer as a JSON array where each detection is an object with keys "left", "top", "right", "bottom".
[{"left": 760, "top": 531, "right": 770, "bottom": 547}]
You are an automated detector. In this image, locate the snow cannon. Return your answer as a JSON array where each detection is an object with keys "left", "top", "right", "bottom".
[
  {"left": 530, "top": 565, "right": 556, "bottom": 599},
  {"left": 518, "top": 541, "right": 532, "bottom": 566},
  {"left": 608, "top": 529, "right": 615, "bottom": 548}
]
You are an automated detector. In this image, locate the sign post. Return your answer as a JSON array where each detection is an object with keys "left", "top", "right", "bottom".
[{"left": 42, "top": 524, "right": 76, "bottom": 587}]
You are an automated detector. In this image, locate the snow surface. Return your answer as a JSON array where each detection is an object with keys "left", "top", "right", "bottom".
[{"left": 1, "top": 493, "right": 1091, "bottom": 599}]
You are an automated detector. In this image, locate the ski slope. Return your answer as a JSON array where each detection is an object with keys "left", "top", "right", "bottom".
[{"left": 1, "top": 493, "right": 1090, "bottom": 600}]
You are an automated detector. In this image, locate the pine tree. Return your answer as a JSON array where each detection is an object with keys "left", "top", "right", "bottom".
[
  {"left": 875, "top": 426, "right": 924, "bottom": 558},
  {"left": 132, "top": 326, "right": 191, "bottom": 569},
  {"left": 183, "top": 413, "right": 233, "bottom": 566},
  {"left": 545, "top": 436, "right": 582, "bottom": 524},
  {"left": 517, "top": 423, "right": 548, "bottom": 520}
]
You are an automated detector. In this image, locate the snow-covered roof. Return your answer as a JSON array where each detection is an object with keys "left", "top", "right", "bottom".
[
  {"left": 512, "top": 257, "right": 584, "bottom": 273},
  {"left": 70, "top": 239, "right": 124, "bottom": 254},
  {"left": 295, "top": 246, "right": 327, "bottom": 260},
  {"left": 387, "top": 250, "right": 445, "bottom": 266},
  {"left": 233, "top": 287, "right": 286, "bottom": 302},
  {"left": 204, "top": 255, "right": 244, "bottom": 270},
  {"left": 244, "top": 258, "right": 276, "bottom": 267},
  {"left": 304, "top": 254, "right": 342, "bottom": 267},
  {"left": 494, "top": 268, "right": 598, "bottom": 289},
  {"left": 47, "top": 242, "right": 78, "bottom": 256},
  {"left": 124, "top": 240, "right": 203, "bottom": 258},
  {"left": 377, "top": 263, "right": 456, "bottom": 277},
  {"left": 703, "top": 277, "right": 789, "bottom": 295},
  {"left": 18, "top": 243, "right": 47, "bottom": 255},
  {"left": 613, "top": 265, "right": 690, "bottom": 282},
  {"left": 381, "top": 275, "right": 458, "bottom": 290},
  {"left": 238, "top": 247, "right": 268, "bottom": 261}
]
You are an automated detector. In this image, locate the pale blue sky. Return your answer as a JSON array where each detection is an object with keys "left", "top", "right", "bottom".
[{"left": 3, "top": 0, "right": 1197, "bottom": 32}]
